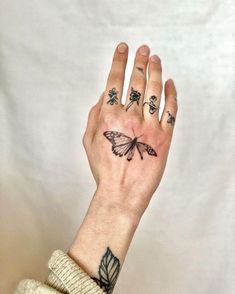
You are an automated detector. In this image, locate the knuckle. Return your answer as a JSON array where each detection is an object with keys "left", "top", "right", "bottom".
[
  {"left": 164, "top": 130, "right": 172, "bottom": 139},
  {"left": 113, "top": 58, "right": 126, "bottom": 67},
  {"left": 156, "top": 131, "right": 168, "bottom": 146},
  {"left": 131, "top": 75, "right": 146, "bottom": 86},
  {"left": 165, "top": 133, "right": 173, "bottom": 145},
  {"left": 108, "top": 71, "right": 123, "bottom": 84},
  {"left": 123, "top": 113, "right": 142, "bottom": 128},
  {"left": 148, "top": 80, "right": 163, "bottom": 93},
  {"left": 154, "top": 129, "right": 171, "bottom": 148},
  {"left": 101, "top": 111, "right": 116, "bottom": 125}
]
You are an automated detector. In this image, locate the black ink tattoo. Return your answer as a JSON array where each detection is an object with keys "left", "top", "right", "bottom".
[
  {"left": 143, "top": 95, "right": 159, "bottom": 114},
  {"left": 167, "top": 111, "right": 175, "bottom": 125},
  {"left": 103, "top": 130, "right": 157, "bottom": 161},
  {"left": 174, "top": 96, "right": 177, "bottom": 102},
  {"left": 91, "top": 247, "right": 120, "bottom": 294},
  {"left": 125, "top": 87, "right": 141, "bottom": 111},
  {"left": 136, "top": 66, "right": 144, "bottom": 74},
  {"left": 107, "top": 88, "right": 118, "bottom": 105}
]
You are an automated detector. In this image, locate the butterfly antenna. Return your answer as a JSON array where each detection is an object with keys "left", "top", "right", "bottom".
[
  {"left": 137, "top": 134, "right": 144, "bottom": 139},
  {"left": 132, "top": 128, "right": 143, "bottom": 139},
  {"left": 132, "top": 128, "right": 136, "bottom": 137}
]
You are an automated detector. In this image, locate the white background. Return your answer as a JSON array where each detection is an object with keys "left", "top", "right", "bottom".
[{"left": 0, "top": 0, "right": 235, "bottom": 293}]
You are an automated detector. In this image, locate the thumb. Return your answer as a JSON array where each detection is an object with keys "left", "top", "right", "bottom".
[{"left": 83, "top": 92, "right": 105, "bottom": 143}]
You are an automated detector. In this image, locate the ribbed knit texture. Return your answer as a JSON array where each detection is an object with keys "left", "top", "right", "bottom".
[
  {"left": 45, "top": 250, "right": 105, "bottom": 294},
  {"left": 14, "top": 250, "right": 105, "bottom": 294},
  {"left": 14, "top": 279, "right": 61, "bottom": 293}
]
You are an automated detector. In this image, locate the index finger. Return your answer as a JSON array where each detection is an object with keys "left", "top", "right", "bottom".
[{"left": 102, "top": 42, "right": 129, "bottom": 110}]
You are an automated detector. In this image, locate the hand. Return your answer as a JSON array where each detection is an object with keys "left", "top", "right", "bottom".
[
  {"left": 83, "top": 43, "right": 178, "bottom": 220},
  {"left": 68, "top": 44, "right": 178, "bottom": 287}
]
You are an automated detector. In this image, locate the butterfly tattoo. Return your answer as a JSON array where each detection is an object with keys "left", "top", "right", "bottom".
[{"left": 103, "top": 130, "right": 157, "bottom": 161}]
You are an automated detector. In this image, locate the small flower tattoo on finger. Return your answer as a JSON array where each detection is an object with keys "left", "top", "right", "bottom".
[
  {"left": 107, "top": 88, "right": 118, "bottom": 105},
  {"left": 143, "top": 95, "right": 159, "bottom": 114},
  {"left": 167, "top": 111, "right": 175, "bottom": 125},
  {"left": 125, "top": 87, "right": 141, "bottom": 111}
]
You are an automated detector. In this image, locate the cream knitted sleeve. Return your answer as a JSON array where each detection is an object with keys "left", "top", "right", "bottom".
[{"left": 14, "top": 250, "right": 105, "bottom": 294}]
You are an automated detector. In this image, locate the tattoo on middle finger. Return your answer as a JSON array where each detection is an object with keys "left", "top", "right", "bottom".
[
  {"left": 125, "top": 87, "right": 141, "bottom": 111},
  {"left": 136, "top": 67, "right": 144, "bottom": 75}
]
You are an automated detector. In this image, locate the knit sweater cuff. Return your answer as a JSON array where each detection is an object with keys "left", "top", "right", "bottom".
[{"left": 45, "top": 250, "right": 105, "bottom": 294}]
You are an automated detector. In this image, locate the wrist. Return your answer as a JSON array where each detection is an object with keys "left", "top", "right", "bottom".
[
  {"left": 91, "top": 185, "right": 144, "bottom": 227},
  {"left": 68, "top": 188, "right": 140, "bottom": 272}
]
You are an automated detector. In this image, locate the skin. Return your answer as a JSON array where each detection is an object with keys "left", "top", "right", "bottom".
[{"left": 68, "top": 43, "right": 178, "bottom": 292}]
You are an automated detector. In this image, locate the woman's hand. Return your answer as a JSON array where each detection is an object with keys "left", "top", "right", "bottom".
[
  {"left": 69, "top": 44, "right": 178, "bottom": 291},
  {"left": 83, "top": 43, "right": 178, "bottom": 220}
]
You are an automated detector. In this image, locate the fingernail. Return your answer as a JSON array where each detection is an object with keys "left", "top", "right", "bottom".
[
  {"left": 168, "top": 78, "right": 175, "bottom": 85},
  {"left": 150, "top": 55, "right": 160, "bottom": 63},
  {"left": 117, "top": 42, "right": 127, "bottom": 53},
  {"left": 139, "top": 45, "right": 150, "bottom": 56}
]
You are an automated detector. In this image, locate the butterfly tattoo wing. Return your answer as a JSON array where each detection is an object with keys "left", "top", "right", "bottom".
[
  {"left": 126, "top": 146, "right": 135, "bottom": 161},
  {"left": 103, "top": 131, "right": 134, "bottom": 158},
  {"left": 136, "top": 142, "right": 157, "bottom": 159},
  {"left": 103, "top": 131, "right": 132, "bottom": 146}
]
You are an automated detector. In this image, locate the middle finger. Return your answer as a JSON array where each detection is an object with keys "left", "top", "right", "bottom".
[{"left": 124, "top": 45, "right": 150, "bottom": 114}]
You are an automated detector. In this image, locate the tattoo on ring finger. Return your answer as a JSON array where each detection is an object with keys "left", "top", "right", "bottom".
[{"left": 143, "top": 95, "right": 159, "bottom": 114}]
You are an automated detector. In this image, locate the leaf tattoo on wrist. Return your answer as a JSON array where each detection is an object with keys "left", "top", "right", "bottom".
[
  {"left": 103, "top": 130, "right": 157, "bottom": 161},
  {"left": 91, "top": 247, "right": 120, "bottom": 294}
]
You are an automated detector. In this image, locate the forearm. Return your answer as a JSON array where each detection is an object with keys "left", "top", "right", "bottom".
[{"left": 68, "top": 187, "right": 141, "bottom": 292}]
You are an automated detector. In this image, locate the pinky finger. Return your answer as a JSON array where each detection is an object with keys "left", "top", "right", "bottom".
[{"left": 160, "top": 79, "right": 178, "bottom": 135}]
